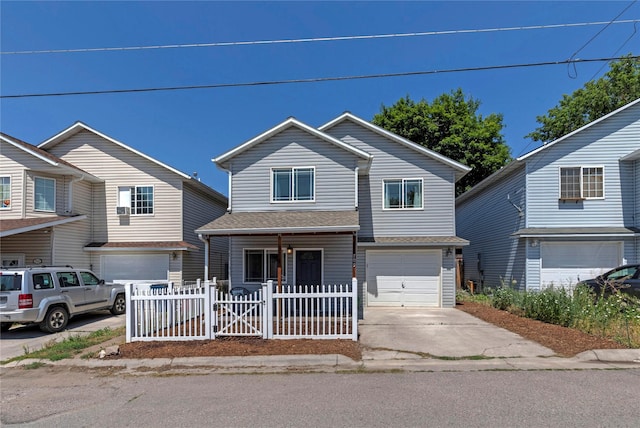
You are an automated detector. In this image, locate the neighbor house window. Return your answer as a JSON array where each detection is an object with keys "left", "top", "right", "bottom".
[
  {"left": 244, "top": 249, "right": 287, "bottom": 283},
  {"left": 0, "top": 176, "right": 10, "bottom": 209},
  {"left": 34, "top": 176, "right": 55, "bottom": 212},
  {"left": 272, "top": 167, "right": 315, "bottom": 202},
  {"left": 559, "top": 167, "right": 603, "bottom": 199},
  {"left": 118, "top": 186, "right": 154, "bottom": 215},
  {"left": 383, "top": 178, "right": 423, "bottom": 209}
]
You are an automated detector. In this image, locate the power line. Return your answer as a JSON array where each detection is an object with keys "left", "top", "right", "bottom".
[
  {"left": 1, "top": 56, "right": 632, "bottom": 99},
  {"left": 2, "top": 20, "right": 639, "bottom": 55}
]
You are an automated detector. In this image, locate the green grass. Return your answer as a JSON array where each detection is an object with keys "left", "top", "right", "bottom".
[{"left": 1, "top": 326, "right": 125, "bottom": 365}]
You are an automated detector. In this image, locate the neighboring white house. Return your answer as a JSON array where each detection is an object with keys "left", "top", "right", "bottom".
[
  {"left": 1, "top": 123, "right": 228, "bottom": 283},
  {"left": 196, "top": 112, "right": 470, "bottom": 315},
  {"left": 456, "top": 98, "right": 640, "bottom": 291}
]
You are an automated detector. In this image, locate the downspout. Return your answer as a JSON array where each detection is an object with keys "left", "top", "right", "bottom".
[
  {"left": 67, "top": 174, "right": 84, "bottom": 214},
  {"left": 354, "top": 167, "right": 359, "bottom": 211},
  {"left": 227, "top": 169, "right": 232, "bottom": 212},
  {"left": 198, "top": 233, "right": 210, "bottom": 281}
]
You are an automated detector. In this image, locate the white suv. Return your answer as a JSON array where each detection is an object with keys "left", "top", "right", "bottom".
[{"left": 0, "top": 266, "right": 125, "bottom": 333}]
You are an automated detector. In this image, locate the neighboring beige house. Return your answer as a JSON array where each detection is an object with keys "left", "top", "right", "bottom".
[{"left": 0, "top": 123, "right": 228, "bottom": 283}]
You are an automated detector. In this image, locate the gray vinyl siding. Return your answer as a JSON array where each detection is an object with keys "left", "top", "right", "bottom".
[
  {"left": 526, "top": 244, "right": 541, "bottom": 291},
  {"left": 526, "top": 103, "right": 640, "bottom": 228},
  {"left": 228, "top": 235, "right": 354, "bottom": 290},
  {"left": 457, "top": 166, "right": 527, "bottom": 290},
  {"left": 228, "top": 128, "right": 359, "bottom": 212},
  {"left": 635, "top": 159, "right": 640, "bottom": 229},
  {"left": 52, "top": 220, "right": 91, "bottom": 269},
  {"left": 356, "top": 248, "right": 366, "bottom": 318},
  {"left": 182, "top": 182, "right": 228, "bottom": 281},
  {"left": 326, "top": 122, "right": 457, "bottom": 237},
  {"left": 0, "top": 228, "right": 53, "bottom": 266},
  {"left": 0, "top": 143, "right": 28, "bottom": 218},
  {"left": 441, "top": 250, "right": 456, "bottom": 307},
  {"left": 46, "top": 130, "right": 184, "bottom": 242}
]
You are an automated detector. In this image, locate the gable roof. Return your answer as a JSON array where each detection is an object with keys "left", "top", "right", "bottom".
[
  {"left": 457, "top": 97, "right": 640, "bottom": 205},
  {"left": 319, "top": 112, "right": 472, "bottom": 181},
  {"left": 213, "top": 117, "right": 373, "bottom": 167},
  {"left": 38, "top": 122, "right": 226, "bottom": 203},
  {"left": 1, "top": 132, "right": 102, "bottom": 182}
]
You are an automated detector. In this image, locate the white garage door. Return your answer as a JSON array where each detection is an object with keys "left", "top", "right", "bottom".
[
  {"left": 101, "top": 254, "right": 170, "bottom": 282},
  {"left": 367, "top": 250, "right": 441, "bottom": 307},
  {"left": 540, "top": 241, "right": 622, "bottom": 288}
]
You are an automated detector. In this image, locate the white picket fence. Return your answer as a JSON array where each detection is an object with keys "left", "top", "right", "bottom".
[{"left": 125, "top": 278, "right": 358, "bottom": 342}]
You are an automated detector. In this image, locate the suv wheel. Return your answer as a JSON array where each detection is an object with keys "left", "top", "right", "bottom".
[
  {"left": 40, "top": 306, "right": 69, "bottom": 333},
  {"left": 1, "top": 323, "right": 12, "bottom": 332},
  {"left": 110, "top": 294, "right": 126, "bottom": 315}
]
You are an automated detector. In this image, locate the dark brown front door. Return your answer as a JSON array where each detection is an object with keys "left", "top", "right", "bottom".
[{"left": 295, "top": 250, "right": 322, "bottom": 286}]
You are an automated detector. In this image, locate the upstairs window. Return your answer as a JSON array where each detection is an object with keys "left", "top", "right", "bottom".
[
  {"left": 34, "top": 176, "right": 56, "bottom": 212},
  {"left": 272, "top": 167, "right": 315, "bottom": 202},
  {"left": 1, "top": 176, "right": 10, "bottom": 209},
  {"left": 559, "top": 167, "right": 603, "bottom": 200},
  {"left": 383, "top": 178, "right": 423, "bottom": 209},
  {"left": 118, "top": 186, "right": 154, "bottom": 215}
]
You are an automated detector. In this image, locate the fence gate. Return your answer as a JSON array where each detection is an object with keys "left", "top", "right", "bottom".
[{"left": 213, "top": 288, "right": 266, "bottom": 337}]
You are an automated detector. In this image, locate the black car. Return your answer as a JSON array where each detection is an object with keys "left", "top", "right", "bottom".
[{"left": 580, "top": 264, "right": 640, "bottom": 298}]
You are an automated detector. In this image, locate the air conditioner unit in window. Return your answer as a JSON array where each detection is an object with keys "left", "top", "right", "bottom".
[{"left": 116, "top": 206, "right": 130, "bottom": 216}]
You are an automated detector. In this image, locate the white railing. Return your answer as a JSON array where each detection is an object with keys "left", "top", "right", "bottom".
[{"left": 125, "top": 278, "right": 357, "bottom": 342}]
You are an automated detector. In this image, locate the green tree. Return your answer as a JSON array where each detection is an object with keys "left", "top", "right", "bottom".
[
  {"left": 372, "top": 89, "right": 511, "bottom": 195},
  {"left": 528, "top": 55, "right": 640, "bottom": 143}
]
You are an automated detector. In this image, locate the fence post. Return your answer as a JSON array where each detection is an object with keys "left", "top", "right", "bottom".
[
  {"left": 125, "top": 283, "right": 132, "bottom": 343},
  {"left": 351, "top": 278, "right": 358, "bottom": 341},
  {"left": 210, "top": 277, "right": 217, "bottom": 339},
  {"left": 203, "top": 279, "right": 211, "bottom": 339},
  {"left": 265, "top": 280, "right": 273, "bottom": 339}
]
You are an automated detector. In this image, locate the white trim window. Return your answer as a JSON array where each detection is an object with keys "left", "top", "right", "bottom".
[
  {"left": 0, "top": 176, "right": 10, "bottom": 209},
  {"left": 244, "top": 249, "right": 287, "bottom": 283},
  {"left": 34, "top": 176, "right": 56, "bottom": 212},
  {"left": 271, "top": 167, "right": 315, "bottom": 202},
  {"left": 383, "top": 178, "right": 423, "bottom": 209},
  {"left": 559, "top": 166, "right": 604, "bottom": 200},
  {"left": 118, "top": 185, "right": 154, "bottom": 215}
]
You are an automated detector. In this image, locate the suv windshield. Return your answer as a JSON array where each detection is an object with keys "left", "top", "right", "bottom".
[{"left": 0, "top": 274, "right": 22, "bottom": 291}]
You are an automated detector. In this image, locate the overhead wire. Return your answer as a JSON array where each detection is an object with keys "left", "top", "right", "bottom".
[
  {"left": 1, "top": 56, "right": 633, "bottom": 99},
  {"left": 1, "top": 20, "right": 639, "bottom": 55}
]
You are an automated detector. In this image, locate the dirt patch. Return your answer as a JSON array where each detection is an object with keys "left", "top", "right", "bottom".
[
  {"left": 110, "top": 303, "right": 629, "bottom": 360},
  {"left": 455, "top": 301, "right": 628, "bottom": 357}
]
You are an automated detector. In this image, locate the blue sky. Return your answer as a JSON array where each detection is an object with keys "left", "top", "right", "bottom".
[{"left": 1, "top": 1, "right": 638, "bottom": 194}]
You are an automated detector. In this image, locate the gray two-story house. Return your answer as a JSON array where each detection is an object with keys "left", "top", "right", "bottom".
[
  {"left": 196, "top": 113, "right": 470, "bottom": 314},
  {"left": 456, "top": 98, "right": 640, "bottom": 291}
]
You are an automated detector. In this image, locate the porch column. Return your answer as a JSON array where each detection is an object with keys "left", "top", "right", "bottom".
[
  {"left": 277, "top": 234, "right": 283, "bottom": 291},
  {"left": 352, "top": 232, "right": 357, "bottom": 278}
]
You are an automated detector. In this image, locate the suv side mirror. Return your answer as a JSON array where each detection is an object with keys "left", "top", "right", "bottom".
[{"left": 98, "top": 279, "right": 105, "bottom": 285}]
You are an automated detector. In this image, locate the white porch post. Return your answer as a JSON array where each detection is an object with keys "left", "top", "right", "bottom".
[
  {"left": 125, "top": 283, "right": 132, "bottom": 343},
  {"left": 264, "top": 280, "right": 274, "bottom": 339},
  {"left": 351, "top": 277, "right": 358, "bottom": 341}
]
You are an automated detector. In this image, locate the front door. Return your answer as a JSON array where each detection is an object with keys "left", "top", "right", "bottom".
[{"left": 295, "top": 250, "right": 322, "bottom": 286}]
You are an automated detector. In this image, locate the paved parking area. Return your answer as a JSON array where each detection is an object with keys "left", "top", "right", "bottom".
[
  {"left": 359, "top": 307, "right": 555, "bottom": 358},
  {"left": 0, "top": 312, "right": 125, "bottom": 361}
]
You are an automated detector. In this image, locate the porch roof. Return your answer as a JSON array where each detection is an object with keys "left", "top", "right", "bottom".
[
  {"left": 196, "top": 210, "right": 360, "bottom": 235},
  {"left": 84, "top": 241, "right": 198, "bottom": 252},
  {"left": 0, "top": 215, "right": 87, "bottom": 238},
  {"left": 512, "top": 227, "right": 640, "bottom": 238},
  {"left": 358, "top": 236, "right": 469, "bottom": 247}
]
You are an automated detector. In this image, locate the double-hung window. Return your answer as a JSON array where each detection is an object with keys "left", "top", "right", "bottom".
[
  {"left": 559, "top": 167, "right": 604, "bottom": 200},
  {"left": 272, "top": 167, "right": 315, "bottom": 202},
  {"left": 383, "top": 178, "right": 423, "bottom": 209},
  {"left": 244, "top": 249, "right": 287, "bottom": 283},
  {"left": 1, "top": 176, "right": 10, "bottom": 209},
  {"left": 119, "top": 186, "right": 154, "bottom": 215},
  {"left": 34, "top": 176, "right": 56, "bottom": 212}
]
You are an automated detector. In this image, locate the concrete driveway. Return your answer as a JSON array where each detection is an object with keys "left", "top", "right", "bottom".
[
  {"left": 359, "top": 307, "right": 555, "bottom": 359},
  {"left": 0, "top": 311, "right": 125, "bottom": 361}
]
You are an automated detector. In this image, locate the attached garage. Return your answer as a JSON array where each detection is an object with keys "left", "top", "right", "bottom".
[
  {"left": 101, "top": 254, "right": 170, "bottom": 282},
  {"left": 540, "top": 241, "right": 622, "bottom": 288},
  {"left": 366, "top": 249, "right": 442, "bottom": 307}
]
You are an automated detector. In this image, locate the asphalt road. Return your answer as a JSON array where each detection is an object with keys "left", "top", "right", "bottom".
[
  {"left": 1, "top": 369, "right": 639, "bottom": 427},
  {"left": 0, "top": 311, "right": 125, "bottom": 361}
]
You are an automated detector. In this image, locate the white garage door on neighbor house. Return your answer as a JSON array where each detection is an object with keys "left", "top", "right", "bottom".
[
  {"left": 366, "top": 250, "right": 441, "bottom": 307},
  {"left": 540, "top": 241, "right": 622, "bottom": 288},
  {"left": 101, "top": 254, "right": 170, "bottom": 283}
]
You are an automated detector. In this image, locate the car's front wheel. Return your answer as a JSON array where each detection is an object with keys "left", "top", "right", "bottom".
[
  {"left": 110, "top": 294, "right": 126, "bottom": 315},
  {"left": 40, "top": 306, "right": 69, "bottom": 333}
]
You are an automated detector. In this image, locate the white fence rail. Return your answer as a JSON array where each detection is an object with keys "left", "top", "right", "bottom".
[{"left": 125, "top": 278, "right": 357, "bottom": 342}]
